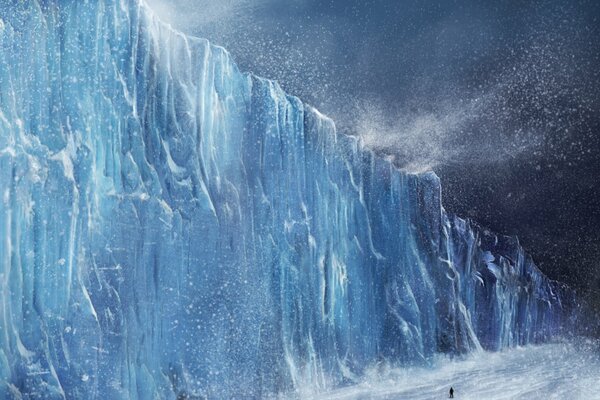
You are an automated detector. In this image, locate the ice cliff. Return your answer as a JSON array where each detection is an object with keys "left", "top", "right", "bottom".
[{"left": 0, "top": 1, "right": 572, "bottom": 398}]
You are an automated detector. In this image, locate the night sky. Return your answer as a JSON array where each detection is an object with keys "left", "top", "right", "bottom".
[{"left": 148, "top": 0, "right": 600, "bottom": 321}]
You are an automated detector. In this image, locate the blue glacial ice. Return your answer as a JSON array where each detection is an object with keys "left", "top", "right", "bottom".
[{"left": 0, "top": 0, "right": 574, "bottom": 398}]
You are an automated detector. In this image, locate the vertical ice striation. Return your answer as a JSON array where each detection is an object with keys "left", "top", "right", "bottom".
[{"left": 0, "top": 1, "right": 572, "bottom": 398}]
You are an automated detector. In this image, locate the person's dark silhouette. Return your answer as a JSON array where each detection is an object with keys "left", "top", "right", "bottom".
[{"left": 449, "top": 387, "right": 454, "bottom": 398}]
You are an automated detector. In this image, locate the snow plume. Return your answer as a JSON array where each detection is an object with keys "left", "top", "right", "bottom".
[
  {"left": 143, "top": 0, "right": 308, "bottom": 31},
  {"left": 350, "top": 93, "right": 545, "bottom": 174},
  {"left": 143, "top": 0, "right": 256, "bottom": 27},
  {"left": 347, "top": 16, "right": 593, "bottom": 174}
]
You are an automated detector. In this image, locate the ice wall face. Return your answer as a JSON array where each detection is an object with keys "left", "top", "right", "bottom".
[{"left": 0, "top": 1, "right": 571, "bottom": 398}]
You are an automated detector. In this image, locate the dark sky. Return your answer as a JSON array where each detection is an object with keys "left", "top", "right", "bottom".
[{"left": 147, "top": 0, "right": 600, "bottom": 317}]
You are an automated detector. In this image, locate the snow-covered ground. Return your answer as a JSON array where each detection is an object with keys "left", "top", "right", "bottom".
[{"left": 313, "top": 341, "right": 600, "bottom": 400}]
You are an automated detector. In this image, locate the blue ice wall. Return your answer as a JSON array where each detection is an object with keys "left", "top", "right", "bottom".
[{"left": 0, "top": 1, "right": 570, "bottom": 398}]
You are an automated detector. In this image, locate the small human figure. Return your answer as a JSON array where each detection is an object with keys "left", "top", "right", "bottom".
[{"left": 449, "top": 386, "right": 454, "bottom": 398}]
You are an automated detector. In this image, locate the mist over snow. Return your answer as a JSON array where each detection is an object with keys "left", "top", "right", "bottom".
[{"left": 318, "top": 341, "right": 600, "bottom": 400}]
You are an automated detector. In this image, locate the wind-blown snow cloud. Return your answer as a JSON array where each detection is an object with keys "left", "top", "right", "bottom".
[
  {"left": 144, "top": 0, "right": 306, "bottom": 30},
  {"left": 144, "top": 0, "right": 253, "bottom": 27},
  {"left": 351, "top": 91, "right": 545, "bottom": 173}
]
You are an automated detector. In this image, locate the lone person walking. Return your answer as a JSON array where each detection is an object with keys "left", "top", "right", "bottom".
[{"left": 449, "top": 386, "right": 454, "bottom": 398}]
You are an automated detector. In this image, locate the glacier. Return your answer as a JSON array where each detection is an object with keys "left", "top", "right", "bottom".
[{"left": 0, "top": 0, "right": 573, "bottom": 399}]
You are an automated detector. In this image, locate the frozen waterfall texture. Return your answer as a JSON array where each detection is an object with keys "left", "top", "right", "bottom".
[{"left": 0, "top": 1, "right": 574, "bottom": 399}]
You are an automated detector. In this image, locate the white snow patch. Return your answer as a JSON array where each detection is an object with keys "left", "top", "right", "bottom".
[{"left": 51, "top": 149, "right": 75, "bottom": 182}]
